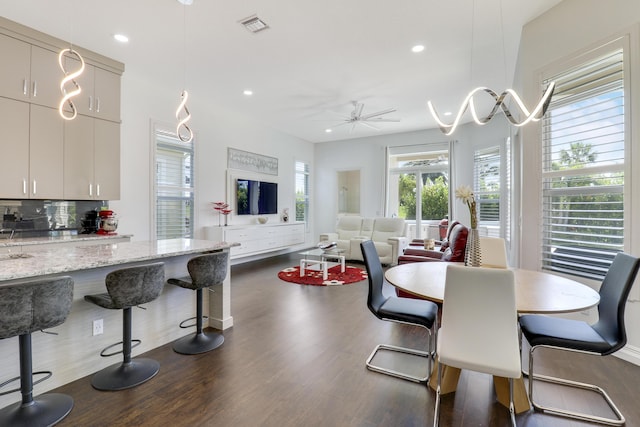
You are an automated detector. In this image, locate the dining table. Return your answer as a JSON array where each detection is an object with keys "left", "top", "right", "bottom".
[{"left": 384, "top": 261, "right": 601, "bottom": 414}]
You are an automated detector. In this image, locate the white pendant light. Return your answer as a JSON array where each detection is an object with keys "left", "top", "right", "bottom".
[
  {"left": 175, "top": 0, "right": 194, "bottom": 143},
  {"left": 176, "top": 90, "right": 193, "bottom": 142},
  {"left": 427, "top": 0, "right": 554, "bottom": 135}
]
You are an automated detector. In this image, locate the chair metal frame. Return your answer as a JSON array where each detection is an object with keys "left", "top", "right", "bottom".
[
  {"left": 361, "top": 240, "right": 439, "bottom": 384},
  {"left": 365, "top": 317, "right": 437, "bottom": 384},
  {"left": 526, "top": 344, "right": 624, "bottom": 426}
]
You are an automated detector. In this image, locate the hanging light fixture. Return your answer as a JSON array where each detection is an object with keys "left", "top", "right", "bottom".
[
  {"left": 58, "top": 48, "right": 85, "bottom": 120},
  {"left": 175, "top": 0, "right": 193, "bottom": 143},
  {"left": 427, "top": 0, "right": 555, "bottom": 135}
]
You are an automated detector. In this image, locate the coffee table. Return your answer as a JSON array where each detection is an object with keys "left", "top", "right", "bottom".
[{"left": 299, "top": 248, "right": 346, "bottom": 280}]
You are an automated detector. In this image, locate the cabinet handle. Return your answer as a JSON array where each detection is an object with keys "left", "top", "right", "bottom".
[
  {"left": 32, "top": 180, "right": 36, "bottom": 195},
  {"left": 32, "top": 81, "right": 37, "bottom": 97},
  {"left": 89, "top": 183, "right": 93, "bottom": 196},
  {"left": 96, "top": 97, "right": 101, "bottom": 113},
  {"left": 23, "top": 79, "right": 28, "bottom": 96},
  {"left": 23, "top": 179, "right": 27, "bottom": 195},
  {"left": 89, "top": 95, "right": 93, "bottom": 111},
  {"left": 96, "top": 184, "right": 100, "bottom": 197}
]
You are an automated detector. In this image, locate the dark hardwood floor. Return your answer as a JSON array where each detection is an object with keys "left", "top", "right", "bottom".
[{"left": 48, "top": 254, "right": 640, "bottom": 426}]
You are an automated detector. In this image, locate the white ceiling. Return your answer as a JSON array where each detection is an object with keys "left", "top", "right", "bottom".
[{"left": 1, "top": 0, "right": 562, "bottom": 142}]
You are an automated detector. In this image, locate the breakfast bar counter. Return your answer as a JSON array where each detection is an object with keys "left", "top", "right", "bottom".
[{"left": 0, "top": 238, "right": 238, "bottom": 410}]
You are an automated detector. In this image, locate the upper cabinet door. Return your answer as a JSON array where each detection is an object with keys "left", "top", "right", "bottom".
[
  {"left": 63, "top": 57, "right": 120, "bottom": 122},
  {"left": 93, "top": 67, "right": 120, "bottom": 122},
  {"left": 29, "top": 45, "right": 65, "bottom": 109},
  {"left": 0, "top": 34, "right": 31, "bottom": 102}
]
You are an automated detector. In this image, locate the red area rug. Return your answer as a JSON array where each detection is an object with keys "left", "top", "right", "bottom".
[{"left": 278, "top": 265, "right": 367, "bottom": 286}]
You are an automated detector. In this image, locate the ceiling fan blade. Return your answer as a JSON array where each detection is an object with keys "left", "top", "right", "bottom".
[
  {"left": 360, "top": 107, "right": 397, "bottom": 120},
  {"left": 364, "top": 117, "right": 401, "bottom": 123},
  {"left": 359, "top": 121, "right": 381, "bottom": 131}
]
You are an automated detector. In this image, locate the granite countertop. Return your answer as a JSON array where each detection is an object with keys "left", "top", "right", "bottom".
[
  {"left": 0, "top": 233, "right": 133, "bottom": 248},
  {"left": 0, "top": 238, "right": 238, "bottom": 283}
]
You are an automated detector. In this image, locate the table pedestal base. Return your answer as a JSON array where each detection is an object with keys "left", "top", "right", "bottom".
[{"left": 429, "top": 358, "right": 530, "bottom": 414}]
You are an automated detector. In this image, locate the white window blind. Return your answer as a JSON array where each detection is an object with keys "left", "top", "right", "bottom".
[
  {"left": 295, "top": 161, "right": 309, "bottom": 223},
  {"left": 474, "top": 147, "right": 500, "bottom": 223},
  {"left": 155, "top": 130, "right": 194, "bottom": 240},
  {"left": 541, "top": 47, "right": 625, "bottom": 280}
]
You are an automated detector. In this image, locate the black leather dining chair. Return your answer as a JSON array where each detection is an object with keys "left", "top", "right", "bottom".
[
  {"left": 519, "top": 252, "right": 640, "bottom": 425},
  {"left": 360, "top": 239, "right": 439, "bottom": 383}
]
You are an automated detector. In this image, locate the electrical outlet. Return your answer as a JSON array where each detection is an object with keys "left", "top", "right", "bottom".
[{"left": 92, "top": 319, "right": 104, "bottom": 336}]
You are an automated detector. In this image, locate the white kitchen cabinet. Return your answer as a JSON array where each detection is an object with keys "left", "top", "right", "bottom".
[
  {"left": 0, "top": 97, "right": 29, "bottom": 199},
  {"left": 64, "top": 115, "right": 120, "bottom": 200},
  {"left": 0, "top": 34, "right": 63, "bottom": 109},
  {"left": 65, "top": 57, "right": 121, "bottom": 122},
  {"left": 29, "top": 104, "right": 64, "bottom": 198},
  {"left": 0, "top": 100, "right": 63, "bottom": 199}
]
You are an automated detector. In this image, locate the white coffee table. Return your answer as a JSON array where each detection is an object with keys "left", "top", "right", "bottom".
[{"left": 299, "top": 248, "right": 346, "bottom": 280}]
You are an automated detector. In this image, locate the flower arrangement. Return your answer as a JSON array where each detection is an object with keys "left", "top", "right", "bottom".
[
  {"left": 212, "top": 202, "right": 232, "bottom": 226},
  {"left": 455, "top": 185, "right": 477, "bottom": 229}
]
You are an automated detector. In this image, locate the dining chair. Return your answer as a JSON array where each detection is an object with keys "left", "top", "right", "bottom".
[
  {"left": 519, "top": 252, "right": 640, "bottom": 426},
  {"left": 433, "top": 265, "right": 520, "bottom": 427},
  {"left": 360, "top": 240, "right": 439, "bottom": 383},
  {"left": 479, "top": 236, "right": 508, "bottom": 268}
]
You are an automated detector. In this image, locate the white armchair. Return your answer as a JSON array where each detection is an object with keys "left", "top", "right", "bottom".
[{"left": 320, "top": 216, "right": 407, "bottom": 265}]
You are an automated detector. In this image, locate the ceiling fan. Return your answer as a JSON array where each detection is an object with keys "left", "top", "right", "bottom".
[{"left": 327, "top": 101, "right": 400, "bottom": 132}]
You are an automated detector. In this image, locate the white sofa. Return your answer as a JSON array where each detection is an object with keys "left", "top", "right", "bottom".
[{"left": 319, "top": 216, "right": 408, "bottom": 265}]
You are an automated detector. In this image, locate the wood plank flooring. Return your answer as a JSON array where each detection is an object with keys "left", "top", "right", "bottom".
[{"left": 45, "top": 254, "right": 640, "bottom": 426}]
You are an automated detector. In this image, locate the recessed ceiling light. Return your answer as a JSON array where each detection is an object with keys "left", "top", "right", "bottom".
[
  {"left": 325, "top": 129, "right": 332, "bottom": 133},
  {"left": 243, "top": 89, "right": 253, "bottom": 96},
  {"left": 177, "top": 0, "right": 193, "bottom": 5},
  {"left": 113, "top": 34, "right": 129, "bottom": 43},
  {"left": 444, "top": 111, "right": 453, "bottom": 116},
  {"left": 411, "top": 45, "right": 425, "bottom": 53}
]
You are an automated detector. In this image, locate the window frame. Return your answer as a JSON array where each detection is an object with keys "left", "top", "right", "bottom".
[
  {"left": 539, "top": 36, "right": 630, "bottom": 281},
  {"left": 151, "top": 123, "right": 196, "bottom": 241}
]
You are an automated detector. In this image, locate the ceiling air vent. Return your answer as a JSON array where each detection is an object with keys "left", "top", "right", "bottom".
[{"left": 239, "top": 15, "right": 269, "bottom": 33}]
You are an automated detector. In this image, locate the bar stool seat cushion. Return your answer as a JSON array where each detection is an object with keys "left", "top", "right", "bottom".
[
  {"left": 85, "top": 263, "right": 165, "bottom": 309},
  {"left": 168, "top": 252, "right": 228, "bottom": 290},
  {"left": 0, "top": 278, "right": 73, "bottom": 339}
]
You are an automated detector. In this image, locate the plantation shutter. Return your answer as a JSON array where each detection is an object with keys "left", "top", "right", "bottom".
[
  {"left": 541, "top": 48, "right": 624, "bottom": 280},
  {"left": 156, "top": 130, "right": 195, "bottom": 239}
]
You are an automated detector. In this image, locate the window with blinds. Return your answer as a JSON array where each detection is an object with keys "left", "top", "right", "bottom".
[
  {"left": 473, "top": 142, "right": 510, "bottom": 239},
  {"left": 541, "top": 46, "right": 625, "bottom": 280},
  {"left": 295, "top": 161, "right": 309, "bottom": 223},
  {"left": 155, "top": 130, "right": 194, "bottom": 240}
]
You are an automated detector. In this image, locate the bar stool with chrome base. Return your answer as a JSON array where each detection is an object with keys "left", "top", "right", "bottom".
[
  {"left": 167, "top": 251, "right": 229, "bottom": 354},
  {"left": 84, "top": 262, "right": 165, "bottom": 391},
  {"left": 0, "top": 276, "right": 74, "bottom": 427}
]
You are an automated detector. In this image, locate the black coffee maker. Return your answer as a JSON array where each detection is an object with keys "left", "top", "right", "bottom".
[{"left": 81, "top": 210, "right": 100, "bottom": 234}]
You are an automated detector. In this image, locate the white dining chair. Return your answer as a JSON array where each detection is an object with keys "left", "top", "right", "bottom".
[
  {"left": 433, "top": 264, "right": 521, "bottom": 426},
  {"left": 479, "top": 236, "right": 508, "bottom": 268}
]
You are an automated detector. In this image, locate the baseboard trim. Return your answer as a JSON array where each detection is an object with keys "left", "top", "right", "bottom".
[{"left": 615, "top": 344, "right": 640, "bottom": 366}]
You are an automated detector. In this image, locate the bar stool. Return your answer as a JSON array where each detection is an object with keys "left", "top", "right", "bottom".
[
  {"left": 84, "top": 262, "right": 165, "bottom": 391},
  {"left": 168, "top": 251, "right": 228, "bottom": 354},
  {"left": 0, "top": 276, "right": 74, "bottom": 427}
]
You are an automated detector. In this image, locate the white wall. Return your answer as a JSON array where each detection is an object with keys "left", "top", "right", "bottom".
[
  {"left": 109, "top": 61, "right": 315, "bottom": 244},
  {"left": 517, "top": 0, "right": 640, "bottom": 365}
]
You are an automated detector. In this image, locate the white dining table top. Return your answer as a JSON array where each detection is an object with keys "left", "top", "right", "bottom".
[{"left": 385, "top": 262, "right": 600, "bottom": 314}]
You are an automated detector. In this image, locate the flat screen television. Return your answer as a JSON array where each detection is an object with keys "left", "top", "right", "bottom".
[{"left": 236, "top": 179, "right": 278, "bottom": 215}]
